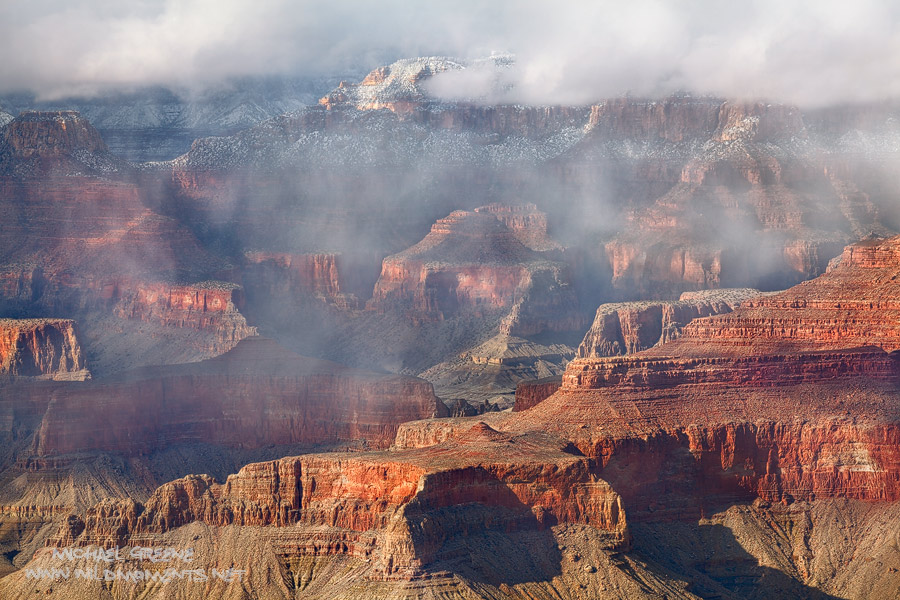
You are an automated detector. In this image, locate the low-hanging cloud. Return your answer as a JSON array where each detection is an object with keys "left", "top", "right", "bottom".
[{"left": 2, "top": 0, "right": 900, "bottom": 106}]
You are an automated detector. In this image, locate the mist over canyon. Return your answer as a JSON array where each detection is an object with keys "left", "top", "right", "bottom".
[{"left": 2, "top": 4, "right": 900, "bottom": 599}]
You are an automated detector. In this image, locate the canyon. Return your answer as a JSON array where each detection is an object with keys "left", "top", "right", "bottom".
[
  {"left": 5, "top": 236, "right": 900, "bottom": 599},
  {"left": 3, "top": 56, "right": 900, "bottom": 598}
]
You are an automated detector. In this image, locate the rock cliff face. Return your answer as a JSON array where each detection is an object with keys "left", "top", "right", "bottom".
[
  {"left": 569, "top": 97, "right": 895, "bottom": 297},
  {"left": 0, "top": 111, "right": 124, "bottom": 177},
  {"left": 577, "top": 288, "right": 765, "bottom": 358},
  {"left": 402, "top": 235, "right": 900, "bottom": 525},
  {"left": 0, "top": 112, "right": 255, "bottom": 372},
  {"left": 369, "top": 209, "right": 583, "bottom": 334},
  {"left": 50, "top": 423, "right": 628, "bottom": 580},
  {"left": 473, "top": 203, "right": 563, "bottom": 252},
  {"left": 26, "top": 337, "right": 445, "bottom": 458},
  {"left": 671, "top": 235, "right": 900, "bottom": 355},
  {"left": 513, "top": 376, "right": 563, "bottom": 412},
  {"left": 1, "top": 111, "right": 107, "bottom": 159},
  {"left": 111, "top": 280, "right": 256, "bottom": 353},
  {"left": 239, "top": 251, "right": 360, "bottom": 309},
  {"left": 0, "top": 319, "right": 88, "bottom": 379},
  {"left": 501, "top": 236, "right": 900, "bottom": 519}
]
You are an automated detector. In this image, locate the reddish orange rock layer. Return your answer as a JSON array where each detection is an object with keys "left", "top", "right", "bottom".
[
  {"left": 513, "top": 376, "right": 562, "bottom": 412},
  {"left": 369, "top": 210, "right": 582, "bottom": 333},
  {"left": 55, "top": 423, "right": 628, "bottom": 577},
  {"left": 27, "top": 337, "right": 446, "bottom": 458},
  {"left": 667, "top": 236, "right": 900, "bottom": 355},
  {"left": 0, "top": 319, "right": 87, "bottom": 378},
  {"left": 499, "top": 236, "right": 900, "bottom": 514}
]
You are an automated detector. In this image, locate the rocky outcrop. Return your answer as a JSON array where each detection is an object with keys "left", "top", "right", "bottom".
[
  {"left": 112, "top": 280, "right": 255, "bottom": 353},
  {"left": 26, "top": 337, "right": 446, "bottom": 458},
  {"left": 0, "top": 111, "right": 124, "bottom": 177},
  {"left": 499, "top": 236, "right": 900, "bottom": 518},
  {"left": 571, "top": 98, "right": 895, "bottom": 297},
  {"left": 400, "top": 236, "right": 900, "bottom": 523},
  {"left": 369, "top": 210, "right": 583, "bottom": 334},
  {"left": 51, "top": 423, "right": 628, "bottom": 579},
  {"left": 1, "top": 111, "right": 107, "bottom": 158},
  {"left": 671, "top": 235, "right": 900, "bottom": 354},
  {"left": 422, "top": 334, "right": 575, "bottom": 408},
  {"left": 0, "top": 319, "right": 88, "bottom": 379},
  {"left": 318, "top": 57, "right": 464, "bottom": 113},
  {"left": 513, "top": 376, "right": 562, "bottom": 412},
  {"left": 577, "top": 288, "right": 765, "bottom": 358},
  {"left": 473, "top": 203, "right": 563, "bottom": 252}
]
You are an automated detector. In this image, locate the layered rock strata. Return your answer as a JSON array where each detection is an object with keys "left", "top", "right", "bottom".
[
  {"left": 25, "top": 337, "right": 446, "bottom": 458},
  {"left": 240, "top": 251, "right": 360, "bottom": 309},
  {"left": 0, "top": 319, "right": 88, "bottom": 379},
  {"left": 369, "top": 210, "right": 583, "bottom": 333},
  {"left": 49, "top": 423, "right": 628, "bottom": 580},
  {"left": 577, "top": 288, "right": 765, "bottom": 358}
]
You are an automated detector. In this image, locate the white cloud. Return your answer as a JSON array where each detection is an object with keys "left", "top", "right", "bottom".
[{"left": 1, "top": 0, "right": 899, "bottom": 106}]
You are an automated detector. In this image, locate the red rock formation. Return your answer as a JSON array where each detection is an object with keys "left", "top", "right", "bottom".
[
  {"left": 15, "top": 238, "right": 900, "bottom": 598},
  {"left": 110, "top": 280, "right": 255, "bottom": 352},
  {"left": 27, "top": 337, "right": 446, "bottom": 458},
  {"left": 513, "top": 376, "right": 562, "bottom": 412},
  {"left": 565, "top": 97, "right": 892, "bottom": 297},
  {"left": 671, "top": 235, "right": 900, "bottom": 354},
  {"left": 53, "top": 423, "right": 628, "bottom": 578},
  {"left": 400, "top": 236, "right": 900, "bottom": 521},
  {"left": 0, "top": 111, "right": 107, "bottom": 159},
  {"left": 0, "top": 319, "right": 88, "bottom": 379},
  {"left": 0, "top": 112, "right": 253, "bottom": 366},
  {"left": 577, "top": 288, "right": 764, "bottom": 358},
  {"left": 369, "top": 210, "right": 583, "bottom": 333},
  {"left": 501, "top": 236, "right": 900, "bottom": 515}
]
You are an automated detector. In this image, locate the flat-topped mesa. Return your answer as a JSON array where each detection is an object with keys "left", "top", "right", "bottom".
[
  {"left": 586, "top": 97, "right": 806, "bottom": 143},
  {"left": 1, "top": 111, "right": 108, "bottom": 159},
  {"left": 671, "top": 235, "right": 900, "bottom": 354},
  {"left": 240, "top": 251, "right": 360, "bottom": 309},
  {"left": 53, "top": 425, "right": 628, "bottom": 577},
  {"left": 0, "top": 318, "right": 89, "bottom": 380},
  {"left": 368, "top": 210, "right": 582, "bottom": 332},
  {"left": 577, "top": 288, "right": 766, "bottom": 358},
  {"left": 112, "top": 280, "right": 256, "bottom": 353},
  {"left": 29, "top": 337, "right": 446, "bottom": 458}
]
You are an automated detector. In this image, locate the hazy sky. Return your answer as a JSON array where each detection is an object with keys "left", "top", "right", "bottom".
[{"left": 2, "top": 0, "right": 899, "bottom": 106}]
